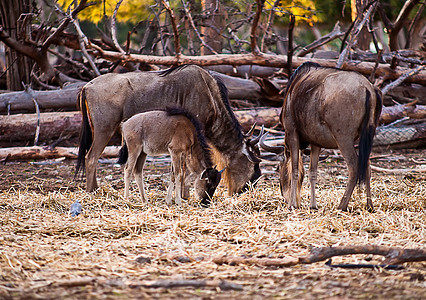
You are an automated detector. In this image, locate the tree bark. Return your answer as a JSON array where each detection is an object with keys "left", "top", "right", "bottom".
[
  {"left": 0, "top": 111, "right": 82, "bottom": 145},
  {"left": 0, "top": 0, "right": 33, "bottom": 90},
  {"left": 0, "top": 82, "right": 84, "bottom": 113},
  {"left": 201, "top": 0, "right": 222, "bottom": 55},
  {"left": 0, "top": 146, "right": 120, "bottom": 161}
]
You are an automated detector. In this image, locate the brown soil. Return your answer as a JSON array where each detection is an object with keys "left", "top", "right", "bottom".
[{"left": 0, "top": 148, "right": 425, "bottom": 299}]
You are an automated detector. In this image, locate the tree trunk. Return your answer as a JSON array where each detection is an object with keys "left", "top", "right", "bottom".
[
  {"left": 0, "top": 0, "right": 33, "bottom": 90},
  {"left": 201, "top": 0, "right": 222, "bottom": 54},
  {"left": 351, "top": 0, "right": 371, "bottom": 50}
]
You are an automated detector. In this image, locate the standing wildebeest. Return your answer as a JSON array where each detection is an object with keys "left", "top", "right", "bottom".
[
  {"left": 261, "top": 62, "right": 382, "bottom": 211},
  {"left": 76, "top": 65, "right": 262, "bottom": 195},
  {"left": 118, "top": 108, "right": 223, "bottom": 206}
]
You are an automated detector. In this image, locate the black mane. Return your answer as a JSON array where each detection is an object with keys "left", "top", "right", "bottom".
[
  {"left": 209, "top": 71, "right": 244, "bottom": 142},
  {"left": 158, "top": 64, "right": 190, "bottom": 77},
  {"left": 285, "top": 62, "right": 321, "bottom": 96}
]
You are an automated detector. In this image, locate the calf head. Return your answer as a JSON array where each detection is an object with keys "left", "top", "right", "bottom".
[{"left": 196, "top": 166, "right": 225, "bottom": 207}]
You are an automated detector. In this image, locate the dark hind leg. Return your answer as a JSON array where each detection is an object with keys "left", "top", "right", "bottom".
[
  {"left": 365, "top": 163, "right": 374, "bottom": 211},
  {"left": 85, "top": 130, "right": 116, "bottom": 192},
  {"left": 309, "top": 145, "right": 321, "bottom": 210},
  {"left": 336, "top": 141, "right": 359, "bottom": 211}
]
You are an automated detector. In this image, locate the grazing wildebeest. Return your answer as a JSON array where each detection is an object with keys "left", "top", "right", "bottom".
[
  {"left": 261, "top": 62, "right": 382, "bottom": 211},
  {"left": 76, "top": 65, "right": 262, "bottom": 195},
  {"left": 118, "top": 108, "right": 224, "bottom": 206}
]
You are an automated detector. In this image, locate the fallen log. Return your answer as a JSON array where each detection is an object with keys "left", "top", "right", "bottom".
[
  {"left": 0, "top": 74, "right": 283, "bottom": 113},
  {"left": 380, "top": 102, "right": 426, "bottom": 124},
  {"left": 147, "top": 245, "right": 426, "bottom": 268},
  {"left": 127, "top": 279, "right": 243, "bottom": 291},
  {"left": 0, "top": 111, "right": 82, "bottom": 145},
  {"left": 94, "top": 51, "right": 426, "bottom": 85},
  {"left": 0, "top": 146, "right": 120, "bottom": 161},
  {"left": 0, "top": 82, "right": 84, "bottom": 114},
  {"left": 1, "top": 107, "right": 425, "bottom": 148},
  {"left": 374, "top": 120, "right": 426, "bottom": 146}
]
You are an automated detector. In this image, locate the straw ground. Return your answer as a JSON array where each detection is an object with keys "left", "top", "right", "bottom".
[{"left": 0, "top": 149, "right": 425, "bottom": 299}]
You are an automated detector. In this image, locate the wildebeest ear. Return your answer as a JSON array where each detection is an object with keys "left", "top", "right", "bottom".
[
  {"left": 200, "top": 168, "right": 212, "bottom": 180},
  {"left": 242, "top": 142, "right": 261, "bottom": 163}
]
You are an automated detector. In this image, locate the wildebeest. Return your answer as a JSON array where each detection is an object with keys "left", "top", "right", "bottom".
[
  {"left": 118, "top": 108, "right": 224, "bottom": 206},
  {"left": 76, "top": 65, "right": 262, "bottom": 195},
  {"left": 261, "top": 62, "right": 382, "bottom": 211}
]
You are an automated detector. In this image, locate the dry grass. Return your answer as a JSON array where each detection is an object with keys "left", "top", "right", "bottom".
[{"left": 0, "top": 149, "right": 425, "bottom": 299}]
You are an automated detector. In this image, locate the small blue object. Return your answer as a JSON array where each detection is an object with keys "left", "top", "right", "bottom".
[{"left": 70, "top": 199, "right": 82, "bottom": 217}]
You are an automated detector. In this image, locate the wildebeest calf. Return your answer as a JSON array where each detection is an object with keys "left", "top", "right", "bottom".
[{"left": 118, "top": 108, "right": 223, "bottom": 206}]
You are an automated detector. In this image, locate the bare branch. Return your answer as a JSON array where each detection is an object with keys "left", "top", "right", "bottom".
[
  {"left": 250, "top": 0, "right": 264, "bottom": 55},
  {"left": 337, "top": 2, "right": 377, "bottom": 69},
  {"left": 181, "top": 0, "right": 218, "bottom": 55},
  {"left": 93, "top": 50, "right": 426, "bottom": 85},
  {"left": 296, "top": 22, "right": 345, "bottom": 57},
  {"left": 162, "top": 0, "right": 181, "bottom": 56},
  {"left": 111, "top": 0, "right": 125, "bottom": 54},
  {"left": 382, "top": 65, "right": 426, "bottom": 95},
  {"left": 286, "top": 14, "right": 295, "bottom": 76}
]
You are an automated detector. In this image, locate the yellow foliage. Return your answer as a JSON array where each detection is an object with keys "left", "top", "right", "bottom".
[
  {"left": 58, "top": 0, "right": 154, "bottom": 23},
  {"left": 264, "top": 0, "right": 318, "bottom": 26}
]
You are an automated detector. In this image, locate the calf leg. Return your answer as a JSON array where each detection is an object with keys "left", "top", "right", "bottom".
[
  {"left": 309, "top": 145, "right": 321, "bottom": 210},
  {"left": 166, "top": 165, "right": 175, "bottom": 205},
  {"left": 124, "top": 144, "right": 143, "bottom": 199},
  {"left": 337, "top": 142, "right": 358, "bottom": 211},
  {"left": 134, "top": 152, "right": 148, "bottom": 202},
  {"left": 173, "top": 153, "right": 186, "bottom": 206}
]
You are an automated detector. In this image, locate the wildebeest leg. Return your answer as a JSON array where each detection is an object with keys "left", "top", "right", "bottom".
[
  {"left": 287, "top": 134, "right": 302, "bottom": 208},
  {"left": 365, "top": 164, "right": 373, "bottom": 211},
  {"left": 309, "top": 145, "right": 321, "bottom": 210},
  {"left": 337, "top": 142, "right": 358, "bottom": 211},
  {"left": 85, "top": 131, "right": 115, "bottom": 192},
  {"left": 134, "top": 152, "right": 148, "bottom": 202},
  {"left": 166, "top": 165, "right": 175, "bottom": 205},
  {"left": 173, "top": 154, "right": 185, "bottom": 206},
  {"left": 182, "top": 169, "right": 191, "bottom": 199},
  {"left": 124, "top": 145, "right": 142, "bottom": 199}
]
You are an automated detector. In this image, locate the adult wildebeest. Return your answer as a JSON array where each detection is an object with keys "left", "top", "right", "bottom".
[
  {"left": 76, "top": 65, "right": 262, "bottom": 195},
  {"left": 118, "top": 108, "right": 224, "bottom": 206},
  {"left": 261, "top": 62, "right": 382, "bottom": 211}
]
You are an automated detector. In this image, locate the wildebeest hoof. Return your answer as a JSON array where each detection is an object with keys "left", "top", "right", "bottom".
[
  {"left": 200, "top": 199, "right": 211, "bottom": 208},
  {"left": 310, "top": 206, "right": 318, "bottom": 210},
  {"left": 366, "top": 206, "right": 375, "bottom": 213}
]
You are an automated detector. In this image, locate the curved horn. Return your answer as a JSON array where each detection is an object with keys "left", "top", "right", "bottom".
[
  {"left": 243, "top": 122, "right": 257, "bottom": 138},
  {"left": 249, "top": 125, "right": 265, "bottom": 146},
  {"left": 242, "top": 142, "right": 262, "bottom": 163},
  {"left": 259, "top": 132, "right": 285, "bottom": 154}
]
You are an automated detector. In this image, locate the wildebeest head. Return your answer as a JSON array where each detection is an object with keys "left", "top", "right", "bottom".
[{"left": 219, "top": 124, "right": 264, "bottom": 195}]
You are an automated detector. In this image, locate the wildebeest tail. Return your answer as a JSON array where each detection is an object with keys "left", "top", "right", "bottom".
[
  {"left": 117, "top": 143, "right": 129, "bottom": 165},
  {"left": 357, "top": 89, "right": 376, "bottom": 184},
  {"left": 75, "top": 88, "right": 92, "bottom": 177}
]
